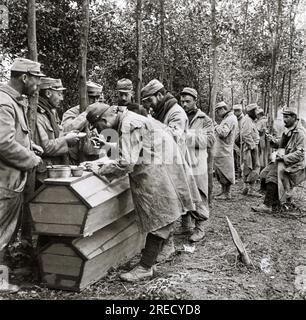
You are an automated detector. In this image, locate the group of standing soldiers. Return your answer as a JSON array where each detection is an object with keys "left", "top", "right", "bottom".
[{"left": 1, "top": 57, "right": 306, "bottom": 293}]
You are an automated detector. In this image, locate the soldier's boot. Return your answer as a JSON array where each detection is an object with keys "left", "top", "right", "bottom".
[
  {"left": 248, "top": 184, "right": 263, "bottom": 198},
  {"left": 0, "top": 250, "right": 19, "bottom": 294},
  {"left": 215, "top": 185, "right": 226, "bottom": 197},
  {"left": 175, "top": 213, "right": 194, "bottom": 235},
  {"left": 216, "top": 185, "right": 232, "bottom": 200},
  {"left": 119, "top": 265, "right": 153, "bottom": 282},
  {"left": 251, "top": 203, "right": 273, "bottom": 214},
  {"left": 189, "top": 220, "right": 206, "bottom": 242},
  {"left": 155, "top": 235, "right": 176, "bottom": 263}
]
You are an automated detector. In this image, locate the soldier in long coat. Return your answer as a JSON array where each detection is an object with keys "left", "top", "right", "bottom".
[
  {"left": 85, "top": 103, "right": 200, "bottom": 282},
  {"left": 240, "top": 103, "right": 261, "bottom": 197},
  {"left": 0, "top": 58, "right": 45, "bottom": 293},
  {"left": 256, "top": 108, "right": 269, "bottom": 170},
  {"left": 233, "top": 104, "right": 244, "bottom": 178},
  {"left": 214, "top": 101, "right": 238, "bottom": 200},
  {"left": 180, "top": 87, "right": 215, "bottom": 242},
  {"left": 252, "top": 105, "right": 306, "bottom": 213},
  {"left": 141, "top": 79, "right": 203, "bottom": 258},
  {"left": 34, "top": 78, "right": 79, "bottom": 186}
]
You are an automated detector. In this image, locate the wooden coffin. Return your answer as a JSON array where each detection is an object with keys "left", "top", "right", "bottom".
[
  {"left": 38, "top": 211, "right": 145, "bottom": 291},
  {"left": 29, "top": 172, "right": 134, "bottom": 237}
]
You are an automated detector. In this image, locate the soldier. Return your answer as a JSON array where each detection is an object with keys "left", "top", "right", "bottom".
[
  {"left": 34, "top": 77, "right": 80, "bottom": 186},
  {"left": 0, "top": 58, "right": 45, "bottom": 293},
  {"left": 256, "top": 108, "right": 269, "bottom": 170},
  {"left": 62, "top": 81, "right": 104, "bottom": 163},
  {"left": 252, "top": 105, "right": 306, "bottom": 213},
  {"left": 240, "top": 103, "right": 261, "bottom": 197},
  {"left": 116, "top": 78, "right": 147, "bottom": 116},
  {"left": 214, "top": 101, "right": 238, "bottom": 200},
  {"left": 180, "top": 87, "right": 215, "bottom": 242},
  {"left": 141, "top": 79, "right": 202, "bottom": 259},
  {"left": 85, "top": 103, "right": 199, "bottom": 282},
  {"left": 233, "top": 104, "right": 244, "bottom": 178}
]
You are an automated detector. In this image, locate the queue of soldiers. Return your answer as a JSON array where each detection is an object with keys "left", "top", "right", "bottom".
[{"left": 1, "top": 57, "right": 306, "bottom": 293}]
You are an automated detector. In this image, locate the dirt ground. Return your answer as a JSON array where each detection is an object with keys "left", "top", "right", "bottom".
[{"left": 1, "top": 178, "right": 306, "bottom": 300}]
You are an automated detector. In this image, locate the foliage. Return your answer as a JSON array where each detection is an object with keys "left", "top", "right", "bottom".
[{"left": 0, "top": 0, "right": 305, "bottom": 114}]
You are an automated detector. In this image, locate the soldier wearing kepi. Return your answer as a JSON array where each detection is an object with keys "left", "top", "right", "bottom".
[
  {"left": 240, "top": 103, "right": 261, "bottom": 197},
  {"left": 233, "top": 104, "right": 244, "bottom": 178},
  {"left": 214, "top": 101, "right": 238, "bottom": 200},
  {"left": 252, "top": 104, "right": 306, "bottom": 213},
  {"left": 62, "top": 81, "right": 104, "bottom": 163},
  {"left": 34, "top": 77, "right": 80, "bottom": 187},
  {"left": 141, "top": 79, "right": 202, "bottom": 258},
  {"left": 85, "top": 102, "right": 199, "bottom": 282},
  {"left": 180, "top": 87, "right": 215, "bottom": 242},
  {"left": 0, "top": 58, "right": 45, "bottom": 293},
  {"left": 116, "top": 78, "right": 147, "bottom": 116},
  {"left": 62, "top": 81, "right": 103, "bottom": 133}
]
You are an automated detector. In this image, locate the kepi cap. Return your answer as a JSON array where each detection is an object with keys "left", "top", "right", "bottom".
[
  {"left": 141, "top": 79, "right": 164, "bottom": 100},
  {"left": 117, "top": 78, "right": 133, "bottom": 92},
  {"left": 233, "top": 104, "right": 242, "bottom": 111},
  {"left": 181, "top": 87, "right": 198, "bottom": 100},
  {"left": 39, "top": 77, "right": 66, "bottom": 91},
  {"left": 215, "top": 101, "right": 227, "bottom": 110},
  {"left": 11, "top": 58, "right": 46, "bottom": 77},
  {"left": 246, "top": 103, "right": 258, "bottom": 112},
  {"left": 87, "top": 81, "right": 103, "bottom": 97},
  {"left": 86, "top": 102, "right": 113, "bottom": 124},
  {"left": 282, "top": 105, "right": 298, "bottom": 116}
]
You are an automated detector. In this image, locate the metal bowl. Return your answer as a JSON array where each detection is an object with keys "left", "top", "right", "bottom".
[
  {"left": 71, "top": 166, "right": 84, "bottom": 177},
  {"left": 47, "top": 165, "right": 71, "bottom": 178}
]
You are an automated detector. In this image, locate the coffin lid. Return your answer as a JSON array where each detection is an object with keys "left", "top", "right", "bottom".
[{"left": 34, "top": 172, "right": 130, "bottom": 209}]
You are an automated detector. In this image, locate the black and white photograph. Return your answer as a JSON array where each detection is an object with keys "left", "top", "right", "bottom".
[{"left": 1, "top": 0, "right": 306, "bottom": 304}]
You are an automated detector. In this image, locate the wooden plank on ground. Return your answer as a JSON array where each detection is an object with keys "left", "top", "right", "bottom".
[{"left": 226, "top": 216, "right": 252, "bottom": 266}]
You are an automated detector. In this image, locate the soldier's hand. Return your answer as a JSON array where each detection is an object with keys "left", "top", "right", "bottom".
[
  {"left": 33, "top": 155, "right": 43, "bottom": 167},
  {"left": 265, "top": 133, "right": 276, "bottom": 143},
  {"left": 32, "top": 144, "right": 44, "bottom": 156},
  {"left": 65, "top": 132, "right": 80, "bottom": 146}
]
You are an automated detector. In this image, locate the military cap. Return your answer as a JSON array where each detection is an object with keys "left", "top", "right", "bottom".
[
  {"left": 11, "top": 58, "right": 46, "bottom": 77},
  {"left": 246, "top": 103, "right": 258, "bottom": 112},
  {"left": 116, "top": 78, "right": 133, "bottom": 92},
  {"left": 256, "top": 108, "right": 264, "bottom": 115},
  {"left": 86, "top": 102, "right": 113, "bottom": 124},
  {"left": 87, "top": 81, "right": 103, "bottom": 97},
  {"left": 215, "top": 101, "right": 227, "bottom": 110},
  {"left": 39, "top": 77, "right": 66, "bottom": 91},
  {"left": 282, "top": 105, "right": 298, "bottom": 116},
  {"left": 141, "top": 79, "right": 164, "bottom": 100},
  {"left": 181, "top": 87, "right": 198, "bottom": 100},
  {"left": 233, "top": 104, "right": 243, "bottom": 111}
]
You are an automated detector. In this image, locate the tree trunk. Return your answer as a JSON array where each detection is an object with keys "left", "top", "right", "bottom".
[
  {"left": 208, "top": 0, "right": 218, "bottom": 204},
  {"left": 136, "top": 0, "right": 143, "bottom": 104},
  {"left": 78, "top": 0, "right": 89, "bottom": 163},
  {"left": 23, "top": 0, "right": 38, "bottom": 242},
  {"left": 159, "top": 0, "right": 165, "bottom": 83},
  {"left": 27, "top": 0, "right": 38, "bottom": 135}
]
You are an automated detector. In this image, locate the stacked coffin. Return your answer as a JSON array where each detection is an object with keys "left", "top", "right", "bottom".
[{"left": 29, "top": 172, "right": 144, "bottom": 291}]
